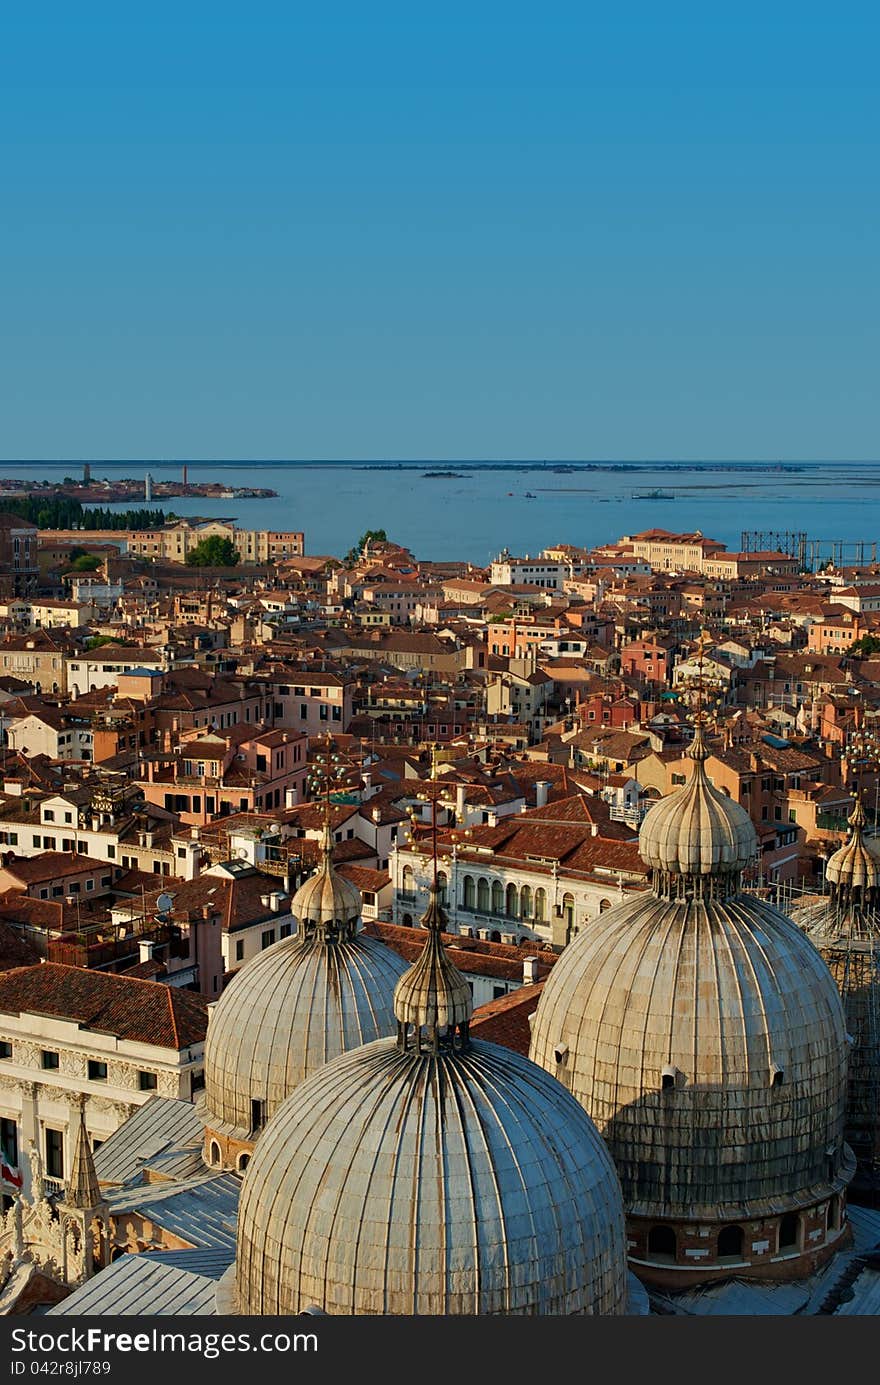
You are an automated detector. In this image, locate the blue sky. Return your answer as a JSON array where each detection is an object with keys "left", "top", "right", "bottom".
[{"left": 1, "top": 2, "right": 877, "bottom": 461}]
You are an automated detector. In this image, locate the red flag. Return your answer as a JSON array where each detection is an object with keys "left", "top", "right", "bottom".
[{"left": 1, "top": 1160, "right": 22, "bottom": 1189}]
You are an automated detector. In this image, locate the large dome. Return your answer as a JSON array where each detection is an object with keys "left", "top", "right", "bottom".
[
  {"left": 203, "top": 830, "right": 407, "bottom": 1153},
  {"left": 529, "top": 890, "right": 849, "bottom": 1218},
  {"left": 529, "top": 721, "right": 853, "bottom": 1285},
  {"left": 639, "top": 726, "right": 756, "bottom": 887},
  {"left": 235, "top": 882, "right": 629, "bottom": 1316}
]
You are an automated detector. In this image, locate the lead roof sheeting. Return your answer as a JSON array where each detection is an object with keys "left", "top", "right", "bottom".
[
  {"left": 835, "top": 1269, "right": 880, "bottom": 1315},
  {"left": 140, "top": 1247, "right": 234, "bottom": 1280},
  {"left": 107, "top": 1173, "right": 240, "bottom": 1251},
  {"left": 94, "top": 1097, "right": 204, "bottom": 1186},
  {"left": 47, "top": 1257, "right": 217, "bottom": 1316}
]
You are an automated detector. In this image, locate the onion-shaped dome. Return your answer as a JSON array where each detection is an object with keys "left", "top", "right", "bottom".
[
  {"left": 823, "top": 796, "right": 880, "bottom": 906},
  {"left": 290, "top": 823, "right": 362, "bottom": 937},
  {"left": 392, "top": 886, "right": 472, "bottom": 1044},
  {"left": 529, "top": 889, "right": 850, "bottom": 1220},
  {"left": 235, "top": 880, "right": 629, "bottom": 1316},
  {"left": 788, "top": 797, "right": 880, "bottom": 1197},
  {"left": 639, "top": 725, "right": 756, "bottom": 897},
  {"left": 203, "top": 842, "right": 407, "bottom": 1142}
]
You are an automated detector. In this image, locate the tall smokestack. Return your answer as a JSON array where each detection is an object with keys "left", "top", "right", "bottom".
[{"left": 182, "top": 463, "right": 188, "bottom": 489}]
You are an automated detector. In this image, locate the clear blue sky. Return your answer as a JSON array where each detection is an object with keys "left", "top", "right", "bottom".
[{"left": 1, "top": 2, "right": 877, "bottom": 461}]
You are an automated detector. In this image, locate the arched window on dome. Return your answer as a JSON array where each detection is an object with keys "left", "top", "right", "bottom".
[
  {"left": 437, "top": 870, "right": 448, "bottom": 906},
  {"left": 562, "top": 893, "right": 574, "bottom": 930},
  {"left": 402, "top": 914, "right": 413, "bottom": 927},
  {"left": 505, "top": 883, "right": 518, "bottom": 918},
  {"left": 717, "top": 1225, "right": 744, "bottom": 1260},
  {"left": 491, "top": 880, "right": 504, "bottom": 914},
  {"left": 599, "top": 898, "right": 612, "bottom": 913},
  {"left": 401, "top": 864, "right": 415, "bottom": 898},
  {"left": 463, "top": 875, "right": 475, "bottom": 909},
  {"left": 647, "top": 1225, "right": 676, "bottom": 1261},
  {"left": 477, "top": 878, "right": 490, "bottom": 912},
  {"left": 520, "top": 885, "right": 532, "bottom": 919},
  {"left": 208, "top": 1140, "right": 221, "bottom": 1167},
  {"left": 779, "top": 1212, "right": 800, "bottom": 1252},
  {"left": 490, "top": 930, "right": 501, "bottom": 944},
  {"left": 237, "top": 1153, "right": 250, "bottom": 1174},
  {"left": 535, "top": 888, "right": 546, "bottom": 923},
  {"left": 827, "top": 1197, "right": 841, "bottom": 1232}
]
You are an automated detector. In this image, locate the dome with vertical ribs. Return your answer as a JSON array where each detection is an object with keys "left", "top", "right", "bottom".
[
  {"left": 824, "top": 796, "right": 880, "bottom": 897},
  {"left": 638, "top": 726, "right": 756, "bottom": 890},
  {"left": 203, "top": 857, "right": 407, "bottom": 1141},
  {"left": 235, "top": 1036, "right": 628, "bottom": 1316},
  {"left": 234, "top": 885, "right": 629, "bottom": 1316}
]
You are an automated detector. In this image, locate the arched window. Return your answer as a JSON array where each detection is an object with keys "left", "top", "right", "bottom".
[
  {"left": 599, "top": 898, "right": 612, "bottom": 913},
  {"left": 827, "top": 1197, "right": 840, "bottom": 1232},
  {"left": 437, "top": 870, "right": 448, "bottom": 906},
  {"left": 208, "top": 1140, "right": 221, "bottom": 1167},
  {"left": 477, "top": 878, "right": 490, "bottom": 912},
  {"left": 490, "top": 930, "right": 501, "bottom": 943},
  {"left": 505, "top": 883, "right": 518, "bottom": 917},
  {"left": 491, "top": 880, "right": 504, "bottom": 914},
  {"left": 717, "top": 1225, "right": 744, "bottom": 1259},
  {"left": 520, "top": 885, "right": 532, "bottom": 919},
  {"left": 647, "top": 1225, "right": 676, "bottom": 1260},
  {"left": 535, "top": 888, "right": 546, "bottom": 923},
  {"left": 402, "top": 913, "right": 413, "bottom": 927},
  {"left": 463, "top": 875, "right": 475, "bottom": 909},
  {"left": 779, "top": 1213, "right": 799, "bottom": 1251},
  {"left": 237, "top": 1153, "right": 250, "bottom": 1174},
  {"left": 562, "top": 893, "right": 574, "bottom": 929},
  {"left": 401, "top": 864, "right": 415, "bottom": 897}
]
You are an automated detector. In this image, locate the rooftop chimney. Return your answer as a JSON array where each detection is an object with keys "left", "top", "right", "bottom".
[
  {"left": 535, "top": 780, "right": 551, "bottom": 809},
  {"left": 523, "top": 956, "right": 539, "bottom": 984}
]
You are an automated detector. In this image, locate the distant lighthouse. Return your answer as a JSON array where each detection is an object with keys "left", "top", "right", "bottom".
[{"left": 145, "top": 472, "right": 152, "bottom": 503}]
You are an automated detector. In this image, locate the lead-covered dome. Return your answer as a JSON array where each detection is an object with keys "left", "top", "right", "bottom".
[
  {"left": 235, "top": 883, "right": 629, "bottom": 1316},
  {"left": 290, "top": 823, "right": 362, "bottom": 930},
  {"left": 529, "top": 722, "right": 853, "bottom": 1284},
  {"left": 823, "top": 796, "right": 880, "bottom": 901},
  {"left": 639, "top": 726, "right": 756, "bottom": 890},
  {"left": 203, "top": 831, "right": 407, "bottom": 1149},
  {"left": 530, "top": 889, "right": 849, "bottom": 1218}
]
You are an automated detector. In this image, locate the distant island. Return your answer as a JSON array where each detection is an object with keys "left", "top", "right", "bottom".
[{"left": 423, "top": 470, "right": 465, "bottom": 478}]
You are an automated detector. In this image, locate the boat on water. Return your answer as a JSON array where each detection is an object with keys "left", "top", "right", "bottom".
[
  {"left": 631, "top": 488, "right": 675, "bottom": 500},
  {"left": 524, "top": 492, "right": 536, "bottom": 498}
]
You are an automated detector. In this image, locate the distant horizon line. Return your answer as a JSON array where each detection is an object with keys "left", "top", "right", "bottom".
[{"left": 2, "top": 459, "right": 878, "bottom": 467}]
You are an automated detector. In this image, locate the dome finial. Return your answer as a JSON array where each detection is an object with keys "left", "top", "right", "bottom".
[
  {"left": 292, "top": 734, "right": 362, "bottom": 941},
  {"left": 394, "top": 741, "right": 472, "bottom": 1053},
  {"left": 824, "top": 790, "right": 880, "bottom": 909}
]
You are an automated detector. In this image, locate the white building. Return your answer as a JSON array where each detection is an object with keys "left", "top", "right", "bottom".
[{"left": 0, "top": 965, "right": 206, "bottom": 1204}]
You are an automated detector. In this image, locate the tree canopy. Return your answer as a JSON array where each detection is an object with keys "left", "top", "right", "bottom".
[
  {"left": 185, "top": 535, "right": 240, "bottom": 567},
  {"left": 344, "top": 528, "right": 388, "bottom": 564}
]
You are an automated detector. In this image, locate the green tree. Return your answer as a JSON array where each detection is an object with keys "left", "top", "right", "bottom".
[
  {"left": 850, "top": 634, "right": 880, "bottom": 658},
  {"left": 185, "top": 535, "right": 240, "bottom": 567},
  {"left": 344, "top": 528, "right": 388, "bottom": 564},
  {"left": 70, "top": 554, "right": 102, "bottom": 572},
  {"left": 85, "top": 634, "right": 116, "bottom": 649}
]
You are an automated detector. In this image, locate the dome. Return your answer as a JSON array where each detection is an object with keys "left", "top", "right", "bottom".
[
  {"left": 823, "top": 796, "right": 880, "bottom": 900},
  {"left": 290, "top": 822, "right": 362, "bottom": 933},
  {"left": 235, "top": 882, "right": 629, "bottom": 1316},
  {"left": 529, "top": 725, "right": 853, "bottom": 1284},
  {"left": 529, "top": 890, "right": 849, "bottom": 1220},
  {"left": 638, "top": 726, "right": 756, "bottom": 891},
  {"left": 203, "top": 836, "right": 407, "bottom": 1144}
]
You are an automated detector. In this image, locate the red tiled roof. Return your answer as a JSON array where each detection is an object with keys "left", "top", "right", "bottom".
[
  {"left": 470, "top": 983, "right": 546, "bottom": 1055},
  {"left": 0, "top": 963, "right": 207, "bottom": 1048}
]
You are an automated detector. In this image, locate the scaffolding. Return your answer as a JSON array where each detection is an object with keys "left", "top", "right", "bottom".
[{"left": 741, "top": 531, "right": 879, "bottom": 571}]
